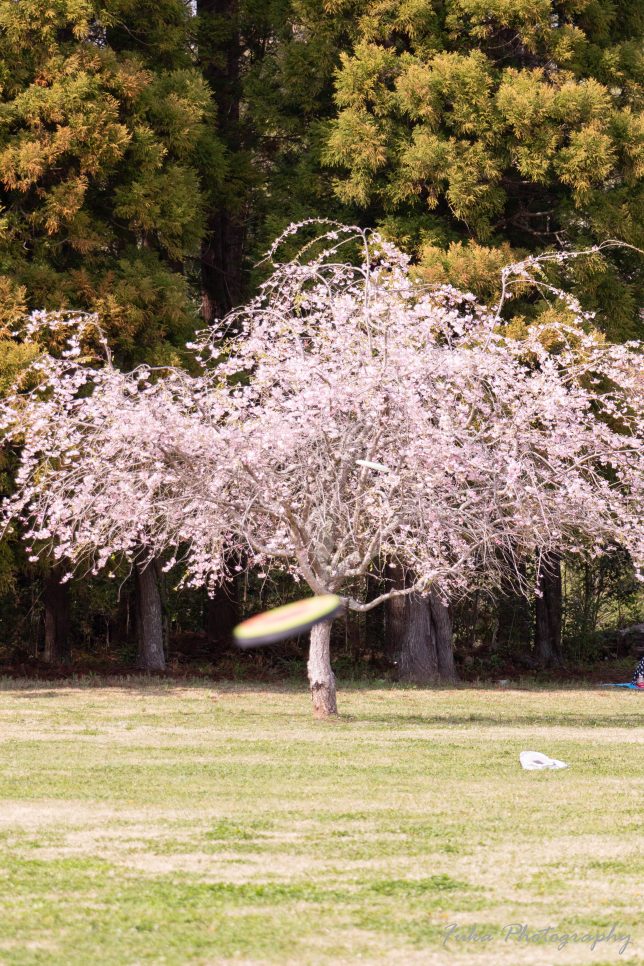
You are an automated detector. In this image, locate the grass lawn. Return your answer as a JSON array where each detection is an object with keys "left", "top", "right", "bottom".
[{"left": 0, "top": 679, "right": 641, "bottom": 965}]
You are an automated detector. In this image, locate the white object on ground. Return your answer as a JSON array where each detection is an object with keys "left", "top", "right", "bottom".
[{"left": 520, "top": 751, "right": 568, "bottom": 771}]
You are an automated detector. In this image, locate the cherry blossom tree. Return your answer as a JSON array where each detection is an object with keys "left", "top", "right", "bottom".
[{"left": 1, "top": 225, "right": 642, "bottom": 715}]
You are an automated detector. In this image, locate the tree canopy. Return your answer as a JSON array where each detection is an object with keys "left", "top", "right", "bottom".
[
  {"left": 0, "top": 0, "right": 224, "bottom": 363},
  {"left": 325, "top": 0, "right": 643, "bottom": 337},
  {"left": 2, "top": 228, "right": 642, "bottom": 708}
]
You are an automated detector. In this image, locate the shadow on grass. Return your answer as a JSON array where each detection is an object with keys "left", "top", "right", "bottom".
[
  {"left": 1, "top": 674, "right": 635, "bottom": 691},
  {"left": 2, "top": 677, "right": 641, "bottom": 732},
  {"left": 342, "top": 712, "right": 643, "bottom": 728}
]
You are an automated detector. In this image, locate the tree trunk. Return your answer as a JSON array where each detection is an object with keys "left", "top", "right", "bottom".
[
  {"left": 398, "top": 593, "right": 438, "bottom": 683},
  {"left": 429, "top": 591, "right": 458, "bottom": 683},
  {"left": 201, "top": 211, "right": 246, "bottom": 322},
  {"left": 386, "top": 565, "right": 457, "bottom": 684},
  {"left": 364, "top": 571, "right": 383, "bottom": 663},
  {"left": 385, "top": 567, "right": 407, "bottom": 664},
  {"left": 205, "top": 581, "right": 238, "bottom": 658},
  {"left": 135, "top": 561, "right": 165, "bottom": 671},
  {"left": 535, "top": 552, "right": 564, "bottom": 668},
  {"left": 308, "top": 620, "right": 337, "bottom": 718},
  {"left": 197, "top": 0, "right": 246, "bottom": 321},
  {"left": 43, "top": 567, "right": 70, "bottom": 664}
]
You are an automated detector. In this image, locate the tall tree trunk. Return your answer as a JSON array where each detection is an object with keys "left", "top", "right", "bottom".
[
  {"left": 535, "top": 552, "right": 564, "bottom": 668},
  {"left": 398, "top": 593, "right": 438, "bottom": 683},
  {"left": 198, "top": 0, "right": 246, "bottom": 321},
  {"left": 135, "top": 561, "right": 165, "bottom": 672},
  {"left": 385, "top": 566, "right": 407, "bottom": 664},
  {"left": 308, "top": 620, "right": 337, "bottom": 718},
  {"left": 386, "top": 565, "right": 457, "bottom": 684},
  {"left": 429, "top": 590, "right": 458, "bottom": 683},
  {"left": 42, "top": 567, "right": 70, "bottom": 664},
  {"left": 201, "top": 211, "right": 246, "bottom": 322}
]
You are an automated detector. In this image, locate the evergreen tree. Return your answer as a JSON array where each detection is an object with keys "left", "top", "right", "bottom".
[
  {"left": 325, "top": 0, "right": 643, "bottom": 338},
  {"left": 195, "top": 0, "right": 355, "bottom": 316},
  {"left": 0, "top": 0, "right": 225, "bottom": 364}
]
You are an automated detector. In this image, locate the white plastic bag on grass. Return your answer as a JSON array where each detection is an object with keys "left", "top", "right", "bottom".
[{"left": 520, "top": 751, "right": 568, "bottom": 771}]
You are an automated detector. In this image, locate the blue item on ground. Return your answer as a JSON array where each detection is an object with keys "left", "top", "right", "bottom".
[{"left": 600, "top": 683, "right": 643, "bottom": 689}]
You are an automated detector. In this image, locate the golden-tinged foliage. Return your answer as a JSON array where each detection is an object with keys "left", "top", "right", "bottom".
[
  {"left": 0, "top": 0, "right": 225, "bottom": 365},
  {"left": 325, "top": 0, "right": 643, "bottom": 336}
]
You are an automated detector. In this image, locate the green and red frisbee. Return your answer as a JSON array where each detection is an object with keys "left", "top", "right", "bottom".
[{"left": 233, "top": 594, "right": 344, "bottom": 648}]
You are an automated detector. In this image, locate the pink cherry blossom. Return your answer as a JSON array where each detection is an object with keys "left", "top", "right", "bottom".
[{"left": 1, "top": 224, "right": 641, "bottom": 713}]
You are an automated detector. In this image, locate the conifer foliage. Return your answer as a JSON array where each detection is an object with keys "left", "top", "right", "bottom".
[
  {"left": 325, "top": 0, "right": 643, "bottom": 336},
  {"left": 0, "top": 0, "right": 224, "bottom": 362}
]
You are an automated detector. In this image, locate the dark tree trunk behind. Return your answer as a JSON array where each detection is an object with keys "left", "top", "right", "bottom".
[
  {"left": 397, "top": 593, "right": 438, "bottom": 683},
  {"left": 135, "top": 561, "right": 165, "bottom": 671},
  {"left": 201, "top": 210, "right": 246, "bottom": 322},
  {"left": 535, "top": 552, "right": 564, "bottom": 667},
  {"left": 385, "top": 566, "right": 458, "bottom": 684},
  {"left": 43, "top": 567, "right": 70, "bottom": 664},
  {"left": 385, "top": 567, "right": 407, "bottom": 664},
  {"left": 198, "top": 0, "right": 246, "bottom": 321},
  {"left": 429, "top": 590, "right": 457, "bottom": 683}
]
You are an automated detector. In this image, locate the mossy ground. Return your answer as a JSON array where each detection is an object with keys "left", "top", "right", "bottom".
[{"left": 0, "top": 680, "right": 641, "bottom": 964}]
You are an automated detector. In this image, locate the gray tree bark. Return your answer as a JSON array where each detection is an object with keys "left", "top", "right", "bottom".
[
  {"left": 386, "top": 565, "right": 458, "bottom": 684},
  {"left": 397, "top": 593, "right": 438, "bottom": 683},
  {"left": 429, "top": 590, "right": 458, "bottom": 683},
  {"left": 135, "top": 561, "right": 166, "bottom": 671},
  {"left": 308, "top": 620, "right": 337, "bottom": 717}
]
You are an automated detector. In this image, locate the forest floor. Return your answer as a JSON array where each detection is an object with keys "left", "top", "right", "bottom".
[{"left": 0, "top": 681, "right": 641, "bottom": 965}]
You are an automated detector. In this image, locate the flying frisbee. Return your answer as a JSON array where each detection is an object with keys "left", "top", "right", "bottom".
[
  {"left": 356, "top": 459, "right": 390, "bottom": 472},
  {"left": 233, "top": 594, "right": 344, "bottom": 648}
]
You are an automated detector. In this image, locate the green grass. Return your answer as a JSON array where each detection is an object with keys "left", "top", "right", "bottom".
[{"left": 0, "top": 680, "right": 641, "bottom": 964}]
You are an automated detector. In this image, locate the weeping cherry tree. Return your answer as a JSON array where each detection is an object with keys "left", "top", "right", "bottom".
[{"left": 1, "top": 225, "right": 642, "bottom": 714}]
